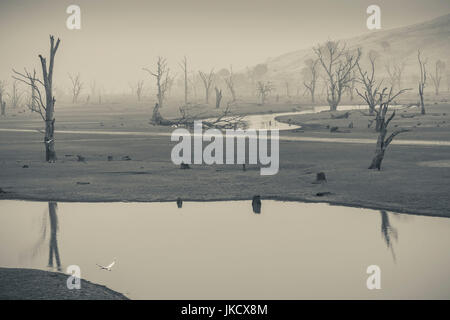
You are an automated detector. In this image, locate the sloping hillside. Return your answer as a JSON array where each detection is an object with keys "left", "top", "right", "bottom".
[{"left": 263, "top": 13, "right": 450, "bottom": 82}]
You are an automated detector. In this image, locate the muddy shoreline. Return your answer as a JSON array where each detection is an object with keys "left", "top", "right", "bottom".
[
  {"left": 0, "top": 268, "right": 129, "bottom": 300},
  {"left": 1, "top": 192, "right": 448, "bottom": 219},
  {"left": 1, "top": 103, "right": 450, "bottom": 219}
]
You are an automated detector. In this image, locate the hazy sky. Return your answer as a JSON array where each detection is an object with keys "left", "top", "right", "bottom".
[{"left": 0, "top": 0, "right": 449, "bottom": 92}]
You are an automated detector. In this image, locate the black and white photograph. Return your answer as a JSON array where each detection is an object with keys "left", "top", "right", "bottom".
[{"left": 0, "top": 0, "right": 449, "bottom": 305}]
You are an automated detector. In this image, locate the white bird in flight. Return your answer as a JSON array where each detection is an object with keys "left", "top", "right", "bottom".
[{"left": 96, "top": 258, "right": 116, "bottom": 271}]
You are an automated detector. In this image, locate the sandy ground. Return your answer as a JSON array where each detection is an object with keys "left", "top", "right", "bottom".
[
  {"left": 0, "top": 268, "right": 128, "bottom": 300},
  {"left": 0, "top": 97, "right": 449, "bottom": 217}
]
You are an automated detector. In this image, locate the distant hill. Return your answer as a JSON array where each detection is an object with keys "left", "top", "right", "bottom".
[{"left": 260, "top": 13, "right": 450, "bottom": 84}]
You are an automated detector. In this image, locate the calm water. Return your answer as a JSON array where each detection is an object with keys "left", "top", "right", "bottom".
[
  {"left": 2, "top": 104, "right": 450, "bottom": 146},
  {"left": 0, "top": 200, "right": 449, "bottom": 299}
]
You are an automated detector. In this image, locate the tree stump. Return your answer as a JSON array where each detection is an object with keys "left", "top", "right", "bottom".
[
  {"left": 316, "top": 172, "right": 327, "bottom": 183},
  {"left": 180, "top": 162, "right": 190, "bottom": 169}
]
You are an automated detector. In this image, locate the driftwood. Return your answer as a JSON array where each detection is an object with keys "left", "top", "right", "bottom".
[
  {"left": 400, "top": 114, "right": 416, "bottom": 118},
  {"left": 151, "top": 102, "right": 245, "bottom": 130}
]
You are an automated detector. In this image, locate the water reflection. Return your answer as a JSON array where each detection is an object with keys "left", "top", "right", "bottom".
[
  {"left": 380, "top": 210, "right": 398, "bottom": 262},
  {"left": 46, "top": 202, "right": 62, "bottom": 271},
  {"left": 1, "top": 200, "right": 449, "bottom": 299},
  {"left": 252, "top": 195, "right": 261, "bottom": 214}
]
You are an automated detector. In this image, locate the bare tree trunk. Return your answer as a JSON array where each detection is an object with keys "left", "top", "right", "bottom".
[
  {"left": 419, "top": 83, "right": 426, "bottom": 115},
  {"left": 199, "top": 69, "right": 214, "bottom": 105},
  {"left": 69, "top": 73, "right": 82, "bottom": 104},
  {"left": 143, "top": 57, "right": 171, "bottom": 109},
  {"left": 180, "top": 56, "right": 188, "bottom": 105},
  {"left": 224, "top": 66, "right": 236, "bottom": 102},
  {"left": 369, "top": 88, "right": 409, "bottom": 170},
  {"left": 30, "top": 75, "right": 37, "bottom": 112},
  {"left": 13, "top": 36, "right": 60, "bottom": 163},
  {"left": 369, "top": 131, "right": 387, "bottom": 170},
  {"left": 417, "top": 50, "right": 427, "bottom": 115},
  {"left": 0, "top": 86, "right": 5, "bottom": 116},
  {"left": 40, "top": 37, "right": 60, "bottom": 162},
  {"left": 152, "top": 103, "right": 163, "bottom": 124},
  {"left": 215, "top": 87, "right": 222, "bottom": 109},
  {"left": 314, "top": 41, "right": 360, "bottom": 112}
]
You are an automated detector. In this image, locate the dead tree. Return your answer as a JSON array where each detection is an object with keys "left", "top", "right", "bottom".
[
  {"left": 98, "top": 86, "right": 103, "bottom": 104},
  {"left": 355, "top": 52, "right": 382, "bottom": 115},
  {"left": 313, "top": 41, "right": 361, "bottom": 111},
  {"left": 385, "top": 60, "right": 405, "bottom": 92},
  {"left": 151, "top": 102, "right": 244, "bottom": 129},
  {"left": 346, "top": 70, "right": 356, "bottom": 101},
  {"left": 24, "top": 70, "right": 38, "bottom": 112},
  {"left": 199, "top": 69, "right": 214, "bottom": 104},
  {"left": 368, "top": 87, "right": 409, "bottom": 170},
  {"left": 166, "top": 75, "right": 175, "bottom": 99},
  {"left": 215, "top": 87, "right": 222, "bottom": 108},
  {"left": 417, "top": 50, "right": 427, "bottom": 115},
  {"left": 224, "top": 66, "right": 236, "bottom": 102},
  {"left": 302, "top": 58, "right": 319, "bottom": 103},
  {"left": 284, "top": 81, "right": 291, "bottom": 98},
  {"left": 68, "top": 73, "right": 83, "bottom": 104},
  {"left": 13, "top": 35, "right": 61, "bottom": 162},
  {"left": 9, "top": 80, "right": 23, "bottom": 108},
  {"left": 0, "top": 80, "right": 6, "bottom": 116},
  {"left": 256, "top": 81, "right": 274, "bottom": 105},
  {"left": 136, "top": 80, "right": 144, "bottom": 101},
  {"left": 189, "top": 74, "right": 199, "bottom": 101},
  {"left": 430, "top": 59, "right": 446, "bottom": 96},
  {"left": 143, "top": 56, "right": 171, "bottom": 108},
  {"left": 179, "top": 56, "right": 189, "bottom": 105},
  {"left": 89, "top": 81, "right": 96, "bottom": 103},
  {"left": 447, "top": 72, "right": 450, "bottom": 92}
]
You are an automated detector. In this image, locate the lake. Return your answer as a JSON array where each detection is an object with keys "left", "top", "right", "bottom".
[{"left": 0, "top": 200, "right": 449, "bottom": 299}]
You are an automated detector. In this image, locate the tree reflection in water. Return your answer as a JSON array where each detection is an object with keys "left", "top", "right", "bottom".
[
  {"left": 380, "top": 210, "right": 398, "bottom": 262},
  {"left": 47, "top": 202, "right": 61, "bottom": 271}
]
